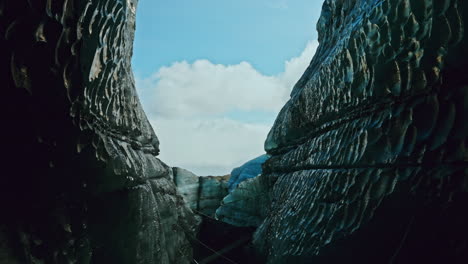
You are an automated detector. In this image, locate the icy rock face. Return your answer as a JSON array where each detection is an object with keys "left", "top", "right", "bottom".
[
  {"left": 173, "top": 167, "right": 229, "bottom": 217},
  {"left": 173, "top": 168, "right": 201, "bottom": 210},
  {"left": 255, "top": 0, "right": 468, "bottom": 263},
  {"left": 197, "top": 176, "right": 230, "bottom": 216},
  {"left": 228, "top": 154, "right": 269, "bottom": 192},
  {"left": 216, "top": 174, "right": 271, "bottom": 227},
  {"left": 1, "top": 0, "right": 198, "bottom": 263},
  {"left": 214, "top": 155, "right": 270, "bottom": 227}
]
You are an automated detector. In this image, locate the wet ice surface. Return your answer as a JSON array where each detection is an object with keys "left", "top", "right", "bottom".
[
  {"left": 236, "top": 0, "right": 468, "bottom": 263},
  {"left": 2, "top": 0, "right": 198, "bottom": 263}
]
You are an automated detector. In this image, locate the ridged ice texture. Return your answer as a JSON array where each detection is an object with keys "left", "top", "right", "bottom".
[
  {"left": 256, "top": 0, "right": 468, "bottom": 263},
  {"left": 173, "top": 167, "right": 229, "bottom": 217},
  {"left": 1, "top": 0, "right": 198, "bottom": 263},
  {"left": 216, "top": 174, "right": 271, "bottom": 227}
]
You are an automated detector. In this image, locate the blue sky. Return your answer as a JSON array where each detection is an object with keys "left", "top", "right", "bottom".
[
  {"left": 132, "top": 0, "right": 322, "bottom": 76},
  {"left": 133, "top": 0, "right": 324, "bottom": 175}
]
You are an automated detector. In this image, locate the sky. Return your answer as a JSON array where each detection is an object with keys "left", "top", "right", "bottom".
[{"left": 133, "top": 0, "right": 324, "bottom": 176}]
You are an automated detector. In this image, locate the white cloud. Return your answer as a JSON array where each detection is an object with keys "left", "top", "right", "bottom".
[
  {"left": 149, "top": 117, "right": 270, "bottom": 176},
  {"left": 137, "top": 40, "right": 318, "bottom": 175},
  {"left": 138, "top": 60, "right": 287, "bottom": 118},
  {"left": 281, "top": 40, "right": 317, "bottom": 89}
]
